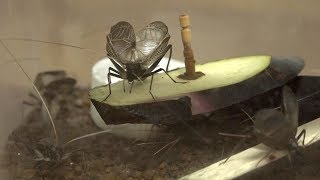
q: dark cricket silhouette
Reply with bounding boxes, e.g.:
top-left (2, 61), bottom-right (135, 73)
top-left (104, 21), bottom-right (186, 101)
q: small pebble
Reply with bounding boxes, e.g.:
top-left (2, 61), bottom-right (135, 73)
top-left (75, 98), bottom-right (83, 107)
top-left (103, 172), bottom-right (118, 180)
top-left (159, 162), bottom-right (166, 169)
top-left (142, 170), bottom-right (155, 179)
top-left (153, 175), bottom-right (165, 180)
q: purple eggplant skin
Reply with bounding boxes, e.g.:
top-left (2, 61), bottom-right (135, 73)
top-left (209, 76), bottom-right (320, 126)
top-left (120, 96), bottom-right (192, 125)
top-left (189, 57), bottom-right (304, 115)
top-left (169, 76), bottom-right (320, 145)
top-left (91, 57), bottom-right (304, 125)
top-left (91, 96), bottom-right (192, 126)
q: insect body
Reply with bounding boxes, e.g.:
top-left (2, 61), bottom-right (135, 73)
top-left (1, 40), bottom-right (115, 179)
top-left (253, 86), bottom-right (305, 152)
top-left (10, 134), bottom-right (79, 178)
top-left (220, 86), bottom-right (306, 164)
top-left (6, 73), bottom-right (113, 179)
top-left (105, 21), bottom-right (185, 100)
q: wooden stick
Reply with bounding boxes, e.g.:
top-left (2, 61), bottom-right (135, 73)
top-left (180, 117), bottom-right (320, 179)
top-left (178, 14), bottom-right (204, 80)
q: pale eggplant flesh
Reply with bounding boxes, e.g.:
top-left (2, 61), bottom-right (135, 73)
top-left (91, 57), bottom-right (305, 126)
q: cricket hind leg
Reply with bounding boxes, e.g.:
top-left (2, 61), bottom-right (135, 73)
top-left (129, 81), bottom-right (134, 93)
top-left (288, 129), bottom-right (307, 165)
top-left (145, 68), bottom-right (187, 101)
top-left (296, 129), bottom-right (306, 146)
top-left (149, 68), bottom-right (187, 84)
top-left (256, 149), bottom-right (274, 167)
top-left (219, 136), bottom-right (248, 165)
top-left (102, 67), bottom-right (123, 101)
top-left (286, 129), bottom-right (307, 173)
top-left (148, 74), bottom-right (156, 101)
top-left (165, 44), bottom-right (172, 72)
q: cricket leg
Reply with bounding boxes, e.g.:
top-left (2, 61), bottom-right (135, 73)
top-left (218, 133), bottom-right (251, 165)
top-left (102, 67), bottom-right (122, 101)
top-left (129, 81), bottom-right (134, 93)
top-left (144, 68), bottom-right (187, 100)
top-left (296, 129), bottom-right (306, 146)
top-left (149, 74), bottom-right (156, 101)
top-left (148, 68), bottom-right (187, 84)
top-left (148, 72), bottom-right (186, 101)
top-left (144, 68), bottom-right (187, 101)
top-left (256, 149), bottom-right (274, 167)
top-left (165, 45), bottom-right (172, 71)
top-left (123, 79), bottom-right (126, 93)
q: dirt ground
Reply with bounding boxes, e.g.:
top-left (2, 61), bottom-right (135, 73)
top-left (2, 84), bottom-right (320, 180)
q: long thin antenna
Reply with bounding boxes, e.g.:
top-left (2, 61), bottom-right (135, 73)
top-left (63, 129), bottom-right (111, 147)
top-left (135, 141), bottom-right (169, 146)
top-left (1, 38), bottom-right (105, 56)
top-left (0, 40), bottom-right (58, 144)
top-left (297, 89), bottom-right (320, 102)
top-left (153, 137), bottom-right (181, 156)
top-left (240, 89), bottom-right (320, 124)
top-left (218, 133), bottom-right (251, 138)
top-left (240, 108), bottom-right (255, 124)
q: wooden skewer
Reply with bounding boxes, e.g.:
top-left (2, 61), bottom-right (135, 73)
top-left (178, 14), bottom-right (204, 80)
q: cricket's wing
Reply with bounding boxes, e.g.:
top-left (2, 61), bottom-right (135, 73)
top-left (281, 86), bottom-right (299, 130)
top-left (106, 21), bottom-right (136, 65)
top-left (135, 21), bottom-right (170, 66)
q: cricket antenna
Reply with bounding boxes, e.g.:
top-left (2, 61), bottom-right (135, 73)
top-left (153, 137), bottom-right (181, 156)
top-left (63, 129), bottom-right (112, 147)
top-left (0, 38), bottom-right (105, 57)
top-left (240, 108), bottom-right (255, 124)
top-left (240, 89), bottom-right (320, 124)
top-left (297, 89), bottom-right (320, 102)
top-left (0, 40), bottom-right (58, 145)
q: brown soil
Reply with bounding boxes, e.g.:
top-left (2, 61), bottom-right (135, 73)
top-left (2, 83), bottom-right (320, 180)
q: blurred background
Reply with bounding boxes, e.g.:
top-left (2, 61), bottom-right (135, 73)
top-left (0, 0), bottom-right (319, 176)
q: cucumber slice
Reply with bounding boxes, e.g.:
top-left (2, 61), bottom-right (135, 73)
top-left (89, 55), bottom-right (271, 106)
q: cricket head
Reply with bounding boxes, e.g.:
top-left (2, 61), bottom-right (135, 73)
top-left (126, 63), bottom-right (146, 82)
